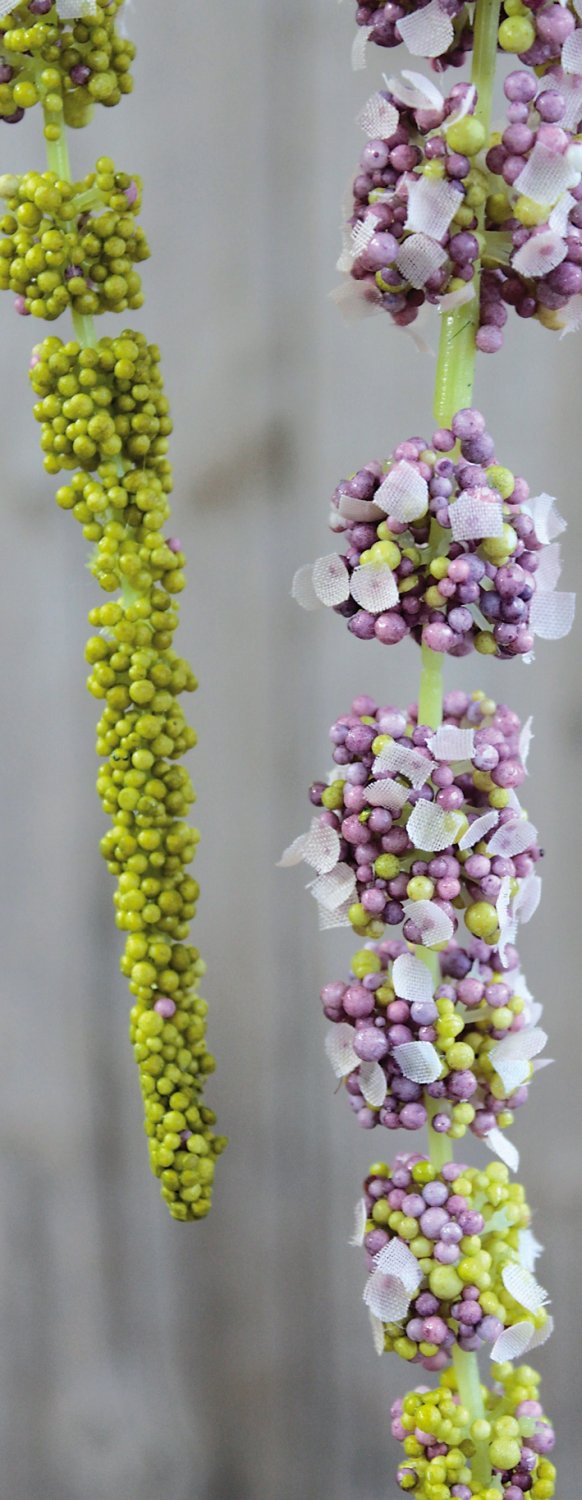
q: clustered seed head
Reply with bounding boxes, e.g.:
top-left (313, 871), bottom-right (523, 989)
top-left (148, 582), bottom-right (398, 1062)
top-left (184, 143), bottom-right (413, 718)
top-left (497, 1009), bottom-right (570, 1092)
top-left (308, 690), bottom-right (538, 941)
top-left (362, 1155), bottom-right (546, 1368)
top-left (392, 1365), bottom-right (556, 1498)
top-left (344, 86), bottom-right (487, 327)
top-left (0, 1), bottom-right (134, 131)
top-left (27, 334), bottom-right (226, 1219)
top-left (0, 158), bottom-right (148, 319)
top-left (321, 939), bottom-right (537, 1139)
top-left (352, 0), bottom-right (581, 70)
top-left (317, 408), bottom-right (559, 658)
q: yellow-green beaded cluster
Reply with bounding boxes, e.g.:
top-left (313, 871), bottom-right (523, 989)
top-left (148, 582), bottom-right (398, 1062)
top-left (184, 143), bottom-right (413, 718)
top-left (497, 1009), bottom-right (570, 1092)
top-left (395, 1365), bottom-right (556, 1498)
top-left (27, 330), bottom-right (226, 1220)
top-left (0, 159), bottom-right (148, 319)
top-left (0, 1), bottom-right (133, 131)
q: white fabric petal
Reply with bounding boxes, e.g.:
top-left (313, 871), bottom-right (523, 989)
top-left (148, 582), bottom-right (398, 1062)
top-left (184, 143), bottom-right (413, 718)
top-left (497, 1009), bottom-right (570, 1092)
top-left (502, 1262), bottom-right (549, 1314)
top-left (56, 0), bottom-right (97, 14)
top-left (397, 0), bottom-right (455, 58)
top-left (318, 899), bottom-right (352, 930)
top-left (487, 818), bottom-right (538, 858)
top-left (352, 24), bottom-right (373, 69)
top-left (490, 1027), bottom-right (548, 1093)
top-left (445, 84), bottom-right (477, 128)
top-left (369, 1309), bottom-right (386, 1355)
top-left (364, 1269), bottom-right (416, 1324)
top-left (357, 93), bottom-right (399, 140)
top-left (324, 1023), bottom-right (359, 1078)
top-left (427, 726), bottom-right (475, 762)
top-left (350, 1197), bottom-right (368, 1248)
top-left (329, 280), bottom-right (383, 320)
top-left (402, 899), bottom-right (454, 946)
top-left (512, 230), bottom-right (567, 279)
top-left (514, 873), bottom-right (542, 925)
top-left (310, 864), bottom-right (356, 912)
top-left (490, 1321), bottom-right (540, 1364)
top-left (338, 494), bottom-right (385, 523)
top-left (535, 541), bottom-right (562, 593)
top-left (312, 553), bottom-right (351, 607)
top-left (519, 717), bottom-right (533, 774)
top-left (459, 808), bottom-right (499, 850)
top-left (350, 562), bottom-right (399, 612)
top-left (359, 1060), bottom-right (388, 1107)
top-left (373, 742), bottom-right (435, 788)
top-left (395, 232), bottom-right (448, 289)
top-left (392, 952), bottom-right (435, 1003)
top-left (549, 191), bottom-right (575, 237)
top-left (385, 70), bottom-right (445, 112)
top-left (375, 1238), bottom-right (424, 1292)
top-left (485, 1127), bottom-right (519, 1173)
top-left (450, 490), bottom-right (503, 541)
top-left (519, 1228), bottom-right (544, 1273)
top-left (351, 216), bottom-right (378, 265)
top-left (278, 833), bottom-right (308, 868)
top-left (375, 459), bottom-right (429, 522)
top-left (439, 282), bottom-right (475, 311)
top-left (560, 289), bottom-right (582, 335)
top-left (393, 1040), bottom-right (442, 1083)
top-left (407, 800), bottom-right (465, 852)
top-left (523, 492), bottom-right (567, 544)
top-left (291, 562), bottom-right (320, 611)
top-left (530, 590), bottom-right (576, 639)
top-left (562, 29), bottom-right (582, 74)
top-left (366, 778), bottom-right (410, 813)
top-left (514, 142), bottom-right (580, 207)
top-left (406, 175), bottom-right (460, 240)
top-left (302, 820), bottom-right (341, 874)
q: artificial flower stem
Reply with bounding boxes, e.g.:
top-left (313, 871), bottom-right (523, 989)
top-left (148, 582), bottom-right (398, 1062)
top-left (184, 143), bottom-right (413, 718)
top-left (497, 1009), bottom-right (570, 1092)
top-left (426, 1095), bottom-right (453, 1170)
top-left (418, 640), bottom-right (444, 731)
top-left (452, 1346), bottom-right (494, 1489)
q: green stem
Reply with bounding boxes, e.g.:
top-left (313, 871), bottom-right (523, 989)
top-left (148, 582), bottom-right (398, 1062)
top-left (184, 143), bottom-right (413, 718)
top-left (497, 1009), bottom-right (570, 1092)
top-left (452, 1346), bottom-right (495, 1489)
top-left (418, 640), bottom-right (443, 731)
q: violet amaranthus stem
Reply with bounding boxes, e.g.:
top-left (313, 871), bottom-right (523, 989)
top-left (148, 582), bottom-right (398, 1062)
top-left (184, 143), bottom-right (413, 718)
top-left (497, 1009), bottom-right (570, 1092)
top-left (417, 0), bottom-right (501, 1483)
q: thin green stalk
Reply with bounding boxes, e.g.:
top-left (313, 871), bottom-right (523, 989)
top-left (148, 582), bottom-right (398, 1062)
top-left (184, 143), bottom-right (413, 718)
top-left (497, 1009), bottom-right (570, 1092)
top-left (452, 1346), bottom-right (495, 1489)
top-left (418, 640), bottom-right (444, 730)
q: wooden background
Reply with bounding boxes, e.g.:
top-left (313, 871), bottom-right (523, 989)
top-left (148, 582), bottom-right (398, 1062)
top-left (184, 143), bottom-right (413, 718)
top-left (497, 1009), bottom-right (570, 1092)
top-left (0, 3), bottom-right (580, 1496)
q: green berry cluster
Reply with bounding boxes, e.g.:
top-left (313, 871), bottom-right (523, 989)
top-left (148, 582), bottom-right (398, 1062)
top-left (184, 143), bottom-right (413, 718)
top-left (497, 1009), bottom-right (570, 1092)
top-left (0, 159), bottom-right (148, 319)
top-left (396, 1366), bottom-right (556, 1499)
top-left (0, 1), bottom-right (134, 132)
top-left (27, 330), bottom-right (226, 1220)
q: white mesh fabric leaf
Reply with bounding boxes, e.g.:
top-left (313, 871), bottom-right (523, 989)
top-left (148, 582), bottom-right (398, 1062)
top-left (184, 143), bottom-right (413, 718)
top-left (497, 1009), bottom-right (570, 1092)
top-left (364, 1270), bottom-right (415, 1324)
top-left (366, 779), bottom-right (410, 813)
top-left (393, 1040), bottom-right (442, 1083)
top-left (512, 230), bottom-right (567, 278)
top-left (330, 279), bottom-right (383, 320)
top-left (375, 1239), bottom-right (424, 1292)
top-left (427, 726), bottom-right (475, 762)
top-left (530, 590), bottom-right (576, 638)
top-left (439, 282), bottom-right (475, 311)
top-left (549, 191), bottom-right (575, 236)
top-left (519, 1228), bottom-right (544, 1272)
top-left (369, 1309), bottom-right (386, 1355)
top-left (523, 492), bottom-right (567, 544)
top-left (396, 0), bottom-right (455, 58)
top-left (445, 83), bottom-right (477, 128)
top-left (302, 820), bottom-right (341, 874)
top-left (514, 873), bottom-right (542, 925)
top-left (502, 1264), bottom-right (549, 1313)
top-left (402, 899), bottom-right (454, 946)
top-left (385, 70), bottom-right (445, 112)
top-left (312, 554), bottom-right (351, 606)
top-left (562, 28), bottom-right (582, 74)
top-left (490, 1027), bottom-right (548, 1092)
top-left (338, 494), bottom-right (385, 523)
top-left (310, 864), bottom-right (356, 911)
top-left (487, 818), bottom-right (538, 858)
top-left (375, 459), bottom-right (429, 522)
top-left (350, 1197), bottom-right (368, 1247)
top-left (535, 541), bottom-right (562, 593)
top-left (560, 290), bottom-right (582, 333)
top-left (350, 561), bottom-right (399, 612)
top-left (405, 175), bottom-right (461, 240)
top-left (359, 1060), bottom-right (388, 1107)
top-left (392, 952), bottom-right (435, 1003)
top-left (490, 1322), bottom-right (540, 1364)
top-left (373, 742), bottom-right (435, 788)
top-left (0, 0), bottom-right (20, 11)
top-left (318, 899), bottom-right (352, 930)
top-left (278, 833), bottom-right (308, 868)
top-left (485, 1127), bottom-right (519, 1173)
top-left (324, 1023), bottom-right (359, 1078)
top-left (450, 490), bottom-right (503, 540)
top-left (352, 24), bottom-right (373, 69)
top-left (351, 216), bottom-right (378, 263)
top-left (407, 800), bottom-right (464, 851)
top-left (519, 716), bottom-right (533, 774)
top-left (56, 0), bottom-right (97, 13)
top-left (496, 876), bottom-right (516, 964)
top-left (459, 808), bottom-right (499, 850)
top-left (357, 93), bottom-right (399, 139)
top-left (514, 142), bottom-right (580, 206)
top-left (395, 233), bottom-right (448, 289)
top-left (292, 563), bottom-right (320, 611)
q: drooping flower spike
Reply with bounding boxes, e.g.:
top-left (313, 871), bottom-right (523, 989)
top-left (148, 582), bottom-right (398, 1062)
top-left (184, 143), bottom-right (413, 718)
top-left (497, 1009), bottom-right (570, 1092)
top-left (357, 1155), bottom-right (553, 1371)
top-left (293, 408), bottom-right (574, 658)
top-left (321, 938), bottom-right (548, 1146)
top-left (282, 691), bottom-right (543, 950)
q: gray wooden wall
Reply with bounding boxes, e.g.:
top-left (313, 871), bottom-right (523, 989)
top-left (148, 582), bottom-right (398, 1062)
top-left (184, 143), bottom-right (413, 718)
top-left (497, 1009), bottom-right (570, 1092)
top-left (0, 2), bottom-right (580, 1496)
